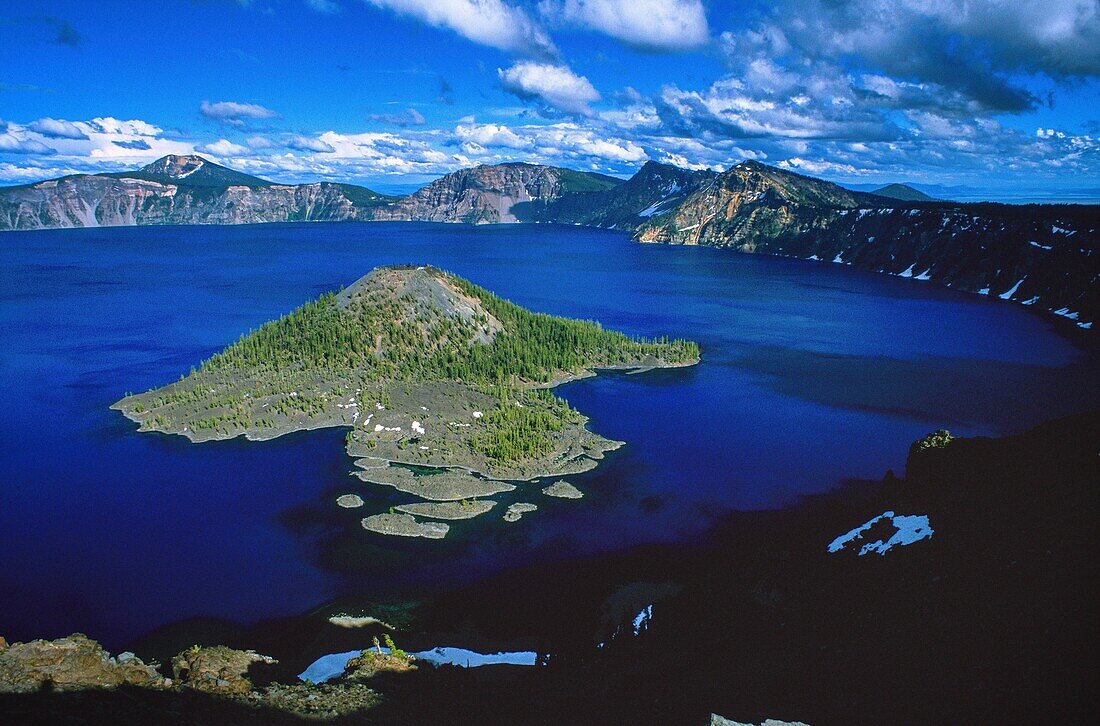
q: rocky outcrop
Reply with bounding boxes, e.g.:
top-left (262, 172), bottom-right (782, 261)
top-left (503, 502), bottom-right (538, 522)
top-left (341, 649), bottom-right (417, 681)
top-left (373, 162), bottom-right (620, 224)
top-left (0, 634), bottom-right (168, 693)
top-left (637, 161), bottom-right (1099, 328)
top-left (171, 645), bottom-right (277, 695)
top-left (542, 480), bottom-right (583, 498)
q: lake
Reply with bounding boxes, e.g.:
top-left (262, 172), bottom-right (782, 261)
top-left (1, 222), bottom-right (1095, 648)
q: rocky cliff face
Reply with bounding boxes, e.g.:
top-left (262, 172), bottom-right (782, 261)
top-left (373, 162), bottom-right (620, 224)
top-left (637, 161), bottom-right (1099, 328)
top-left (0, 155), bottom-right (394, 230)
top-left (513, 160), bottom-right (716, 229)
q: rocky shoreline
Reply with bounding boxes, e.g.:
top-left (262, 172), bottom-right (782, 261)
top-left (5, 414), bottom-right (1094, 722)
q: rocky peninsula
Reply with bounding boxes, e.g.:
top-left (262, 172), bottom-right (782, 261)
top-left (113, 265), bottom-right (699, 536)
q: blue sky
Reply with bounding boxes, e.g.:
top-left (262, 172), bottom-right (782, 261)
top-left (1, 0), bottom-right (1097, 199)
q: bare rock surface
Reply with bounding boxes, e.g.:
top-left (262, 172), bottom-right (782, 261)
top-left (542, 479), bottom-right (584, 499)
top-left (356, 465), bottom-right (515, 501)
top-left (336, 493), bottom-right (365, 508)
top-left (396, 499), bottom-right (497, 520)
top-left (171, 645), bottom-right (277, 695)
top-left (361, 513), bottom-right (450, 539)
top-left (503, 502), bottom-right (538, 522)
top-left (0, 634), bottom-right (167, 693)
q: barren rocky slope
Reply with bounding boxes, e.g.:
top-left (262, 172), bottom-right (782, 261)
top-left (636, 161), bottom-right (1099, 327)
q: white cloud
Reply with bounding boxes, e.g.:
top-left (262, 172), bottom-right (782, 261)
top-left (286, 135), bottom-right (337, 153)
top-left (499, 62), bottom-right (601, 116)
top-left (0, 133), bottom-right (55, 155)
top-left (544, 0), bottom-right (709, 51)
top-left (199, 139), bottom-right (249, 156)
top-left (200, 100), bottom-right (278, 126)
top-left (87, 118), bottom-right (163, 137)
top-left (364, 0), bottom-right (557, 58)
top-left (26, 118), bottom-right (88, 140)
top-left (454, 121), bottom-right (533, 149)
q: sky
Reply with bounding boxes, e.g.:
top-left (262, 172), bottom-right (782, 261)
top-left (0, 0), bottom-right (1098, 200)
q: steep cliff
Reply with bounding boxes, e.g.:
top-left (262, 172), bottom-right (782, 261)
top-left (513, 160), bottom-right (716, 229)
top-left (637, 161), bottom-right (1099, 328)
top-left (0, 155), bottom-right (395, 230)
top-left (373, 162), bottom-right (621, 224)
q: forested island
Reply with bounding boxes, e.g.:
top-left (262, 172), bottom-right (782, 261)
top-left (113, 265), bottom-right (698, 535)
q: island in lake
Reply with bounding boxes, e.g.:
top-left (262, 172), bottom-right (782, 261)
top-left (113, 265), bottom-right (699, 536)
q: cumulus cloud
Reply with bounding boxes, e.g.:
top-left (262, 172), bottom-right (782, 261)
top-left (200, 139), bottom-right (249, 156)
top-left (454, 121), bottom-right (533, 150)
top-left (87, 117), bottom-right (163, 137)
top-left (364, 0), bottom-right (557, 59)
top-left (543, 0), bottom-right (709, 52)
top-left (720, 0), bottom-right (1100, 117)
top-left (369, 108), bottom-right (427, 126)
top-left (27, 118), bottom-right (89, 140)
top-left (200, 100), bottom-right (278, 126)
top-left (499, 62), bottom-right (601, 116)
top-left (285, 135), bottom-right (337, 153)
top-left (0, 133), bottom-right (56, 155)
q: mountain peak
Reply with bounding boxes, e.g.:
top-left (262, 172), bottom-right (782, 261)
top-left (140, 155), bottom-right (208, 179)
top-left (125, 155), bottom-right (271, 188)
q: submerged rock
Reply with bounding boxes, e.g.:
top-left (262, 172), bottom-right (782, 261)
top-left (171, 645), bottom-right (277, 695)
top-left (395, 499), bottom-right (497, 520)
top-left (336, 493), bottom-right (365, 508)
top-left (542, 480), bottom-right (584, 499)
top-left (503, 502), bottom-right (538, 523)
top-left (0, 634), bottom-right (167, 693)
top-left (361, 513), bottom-right (450, 539)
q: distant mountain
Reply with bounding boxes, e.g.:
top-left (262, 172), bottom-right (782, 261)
top-left (636, 160), bottom-right (1098, 328)
top-left (0, 155), bottom-right (396, 229)
top-left (1, 155), bottom-right (1096, 329)
top-left (871, 183), bottom-right (937, 202)
top-left (104, 154), bottom-right (273, 188)
top-left (373, 162), bottom-right (622, 224)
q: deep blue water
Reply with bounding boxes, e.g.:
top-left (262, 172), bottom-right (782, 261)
top-left (1, 222), bottom-right (1096, 647)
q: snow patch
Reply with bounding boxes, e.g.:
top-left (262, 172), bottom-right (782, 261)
top-left (828, 511), bottom-right (934, 556)
top-left (299, 647), bottom-right (537, 683)
top-left (632, 604), bottom-right (653, 635)
top-left (999, 277), bottom-right (1026, 300)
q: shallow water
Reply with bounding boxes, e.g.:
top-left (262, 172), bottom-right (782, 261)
top-left (0, 222), bottom-right (1095, 646)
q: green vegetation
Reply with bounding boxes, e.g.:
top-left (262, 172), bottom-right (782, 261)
top-left (117, 266), bottom-right (698, 467)
top-left (915, 429), bottom-right (954, 452)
